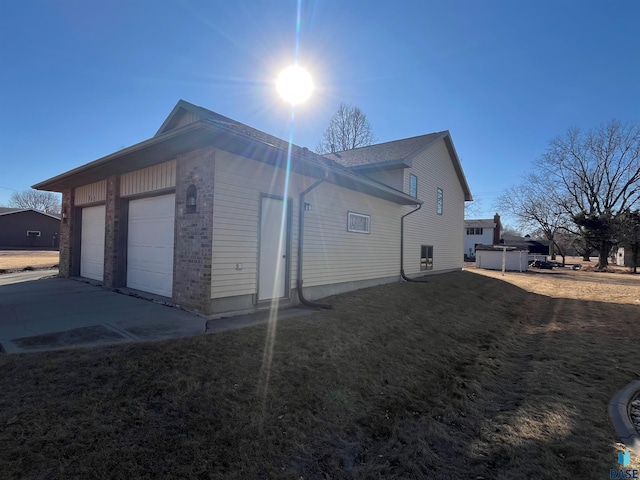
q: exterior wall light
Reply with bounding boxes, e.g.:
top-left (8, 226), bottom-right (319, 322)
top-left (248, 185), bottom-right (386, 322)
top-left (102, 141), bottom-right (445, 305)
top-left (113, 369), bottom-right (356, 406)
top-left (186, 184), bottom-right (197, 214)
top-left (304, 202), bottom-right (312, 211)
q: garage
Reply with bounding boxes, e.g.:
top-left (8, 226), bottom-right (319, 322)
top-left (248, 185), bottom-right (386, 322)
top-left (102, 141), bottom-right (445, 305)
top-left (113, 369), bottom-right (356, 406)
top-left (127, 194), bottom-right (175, 297)
top-left (80, 205), bottom-right (106, 281)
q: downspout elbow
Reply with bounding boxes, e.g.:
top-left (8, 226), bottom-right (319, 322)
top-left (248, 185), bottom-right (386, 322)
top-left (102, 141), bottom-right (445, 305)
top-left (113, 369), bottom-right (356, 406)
top-left (401, 204), bottom-right (428, 283)
top-left (297, 176), bottom-right (332, 309)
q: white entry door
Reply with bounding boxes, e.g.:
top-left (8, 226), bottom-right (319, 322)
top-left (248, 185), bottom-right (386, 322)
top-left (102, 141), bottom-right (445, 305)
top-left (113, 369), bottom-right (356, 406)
top-left (258, 197), bottom-right (288, 300)
top-left (127, 194), bottom-right (175, 297)
top-left (80, 205), bottom-right (106, 281)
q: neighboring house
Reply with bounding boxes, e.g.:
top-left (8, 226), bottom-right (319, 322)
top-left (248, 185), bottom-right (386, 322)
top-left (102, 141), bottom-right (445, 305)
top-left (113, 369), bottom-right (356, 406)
top-left (464, 213), bottom-right (501, 259)
top-left (475, 244), bottom-right (529, 272)
top-left (33, 100), bottom-right (472, 315)
top-left (0, 208), bottom-right (60, 249)
top-left (501, 234), bottom-right (551, 259)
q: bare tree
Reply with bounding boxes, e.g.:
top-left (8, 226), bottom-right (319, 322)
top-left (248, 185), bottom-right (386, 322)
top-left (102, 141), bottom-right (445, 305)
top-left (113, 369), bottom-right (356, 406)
top-left (497, 173), bottom-right (573, 263)
top-left (464, 198), bottom-right (484, 219)
top-left (537, 120), bottom-right (640, 268)
top-left (316, 103), bottom-right (376, 153)
top-left (9, 189), bottom-right (61, 214)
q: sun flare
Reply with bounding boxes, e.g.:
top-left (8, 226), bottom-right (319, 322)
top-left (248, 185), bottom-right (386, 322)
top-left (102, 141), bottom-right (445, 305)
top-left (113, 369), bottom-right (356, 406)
top-left (276, 65), bottom-right (314, 105)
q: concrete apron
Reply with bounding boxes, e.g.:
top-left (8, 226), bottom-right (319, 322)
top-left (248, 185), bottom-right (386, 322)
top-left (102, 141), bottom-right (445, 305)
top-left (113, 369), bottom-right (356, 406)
top-left (0, 277), bottom-right (206, 354)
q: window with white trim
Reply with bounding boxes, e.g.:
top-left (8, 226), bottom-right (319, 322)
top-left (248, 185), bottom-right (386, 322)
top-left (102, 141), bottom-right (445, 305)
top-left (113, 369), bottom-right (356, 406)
top-left (437, 188), bottom-right (443, 215)
top-left (409, 174), bottom-right (418, 197)
top-left (347, 211), bottom-right (370, 234)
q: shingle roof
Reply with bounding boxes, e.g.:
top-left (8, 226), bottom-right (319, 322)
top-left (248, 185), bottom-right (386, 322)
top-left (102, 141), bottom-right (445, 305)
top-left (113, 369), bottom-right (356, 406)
top-left (465, 218), bottom-right (497, 229)
top-left (322, 132), bottom-right (446, 168)
top-left (0, 208), bottom-right (61, 220)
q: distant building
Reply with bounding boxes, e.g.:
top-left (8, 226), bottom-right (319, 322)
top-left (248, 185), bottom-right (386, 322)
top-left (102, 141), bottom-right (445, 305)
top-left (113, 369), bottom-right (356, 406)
top-left (464, 213), bottom-right (501, 259)
top-left (0, 208), bottom-right (60, 249)
top-left (500, 234), bottom-right (550, 258)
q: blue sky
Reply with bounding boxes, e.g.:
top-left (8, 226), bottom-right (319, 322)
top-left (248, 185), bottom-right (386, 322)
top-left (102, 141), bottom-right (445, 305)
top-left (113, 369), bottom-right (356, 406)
top-left (1, 0), bottom-right (638, 228)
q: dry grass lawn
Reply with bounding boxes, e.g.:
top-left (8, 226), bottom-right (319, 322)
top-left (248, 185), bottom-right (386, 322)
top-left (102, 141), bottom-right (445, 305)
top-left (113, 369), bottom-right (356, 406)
top-left (0, 250), bottom-right (59, 271)
top-left (1, 270), bottom-right (639, 478)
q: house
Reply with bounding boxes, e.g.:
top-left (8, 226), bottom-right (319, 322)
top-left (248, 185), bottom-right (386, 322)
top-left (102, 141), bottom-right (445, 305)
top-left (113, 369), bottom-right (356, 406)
top-left (0, 208), bottom-right (60, 249)
top-left (33, 100), bottom-right (472, 315)
top-left (464, 213), bottom-right (501, 259)
top-left (501, 234), bottom-right (551, 260)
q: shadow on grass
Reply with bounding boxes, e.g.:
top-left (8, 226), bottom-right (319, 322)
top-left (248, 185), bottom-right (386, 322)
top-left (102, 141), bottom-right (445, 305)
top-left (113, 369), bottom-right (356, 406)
top-left (0, 271), bottom-right (638, 479)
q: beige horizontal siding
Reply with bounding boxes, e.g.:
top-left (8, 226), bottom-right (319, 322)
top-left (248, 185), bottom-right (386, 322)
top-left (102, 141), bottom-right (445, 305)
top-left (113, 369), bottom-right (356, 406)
top-left (120, 160), bottom-right (176, 197)
top-left (75, 180), bottom-right (107, 206)
top-left (402, 138), bottom-right (465, 275)
top-left (301, 182), bottom-right (401, 287)
top-left (365, 169), bottom-right (404, 191)
top-left (211, 151), bottom-right (311, 299)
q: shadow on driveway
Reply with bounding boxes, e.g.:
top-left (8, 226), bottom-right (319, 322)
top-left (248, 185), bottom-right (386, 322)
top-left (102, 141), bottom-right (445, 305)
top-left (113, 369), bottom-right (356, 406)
top-left (0, 277), bottom-right (206, 353)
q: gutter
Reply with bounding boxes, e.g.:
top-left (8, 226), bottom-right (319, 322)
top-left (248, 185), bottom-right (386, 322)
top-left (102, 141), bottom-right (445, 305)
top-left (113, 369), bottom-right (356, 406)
top-left (400, 204), bottom-right (428, 283)
top-left (296, 176), bottom-right (332, 309)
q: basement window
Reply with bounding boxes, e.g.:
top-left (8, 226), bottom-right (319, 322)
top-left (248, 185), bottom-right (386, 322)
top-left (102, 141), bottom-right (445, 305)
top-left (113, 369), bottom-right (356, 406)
top-left (26, 230), bottom-right (41, 237)
top-left (347, 212), bottom-right (370, 234)
top-left (421, 245), bottom-right (433, 271)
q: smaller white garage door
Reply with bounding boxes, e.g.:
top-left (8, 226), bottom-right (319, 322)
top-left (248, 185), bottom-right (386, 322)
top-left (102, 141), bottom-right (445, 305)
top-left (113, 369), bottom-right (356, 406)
top-left (127, 194), bottom-right (175, 297)
top-left (80, 205), bottom-right (106, 281)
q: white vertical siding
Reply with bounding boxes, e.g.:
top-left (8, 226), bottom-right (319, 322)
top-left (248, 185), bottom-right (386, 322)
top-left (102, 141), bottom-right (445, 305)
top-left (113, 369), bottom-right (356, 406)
top-left (120, 160), bottom-right (176, 197)
top-left (75, 180), bottom-right (107, 206)
top-left (175, 111), bottom-right (200, 129)
top-left (402, 139), bottom-right (465, 274)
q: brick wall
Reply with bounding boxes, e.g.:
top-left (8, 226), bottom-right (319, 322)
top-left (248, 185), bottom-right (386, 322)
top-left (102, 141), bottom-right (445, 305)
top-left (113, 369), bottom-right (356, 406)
top-left (103, 175), bottom-right (121, 288)
top-left (173, 148), bottom-right (215, 314)
top-left (58, 188), bottom-right (74, 277)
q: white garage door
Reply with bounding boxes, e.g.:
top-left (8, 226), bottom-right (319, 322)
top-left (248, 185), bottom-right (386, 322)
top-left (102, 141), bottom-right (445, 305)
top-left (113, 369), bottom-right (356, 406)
top-left (127, 194), bottom-right (175, 297)
top-left (80, 205), bottom-right (106, 281)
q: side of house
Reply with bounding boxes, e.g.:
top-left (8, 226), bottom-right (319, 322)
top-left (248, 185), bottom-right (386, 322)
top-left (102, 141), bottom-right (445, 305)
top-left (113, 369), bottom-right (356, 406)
top-left (33, 100), bottom-right (472, 316)
top-left (463, 213), bottom-right (501, 259)
top-left (0, 209), bottom-right (60, 249)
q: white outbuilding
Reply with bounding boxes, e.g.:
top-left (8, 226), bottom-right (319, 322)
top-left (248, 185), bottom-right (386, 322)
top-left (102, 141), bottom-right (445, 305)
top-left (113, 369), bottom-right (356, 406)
top-left (475, 245), bottom-right (529, 272)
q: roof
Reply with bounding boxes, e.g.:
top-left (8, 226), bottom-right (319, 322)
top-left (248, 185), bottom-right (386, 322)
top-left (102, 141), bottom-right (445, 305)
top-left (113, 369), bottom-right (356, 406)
top-left (323, 131), bottom-right (473, 201)
top-left (465, 218), bottom-right (497, 229)
top-left (33, 100), bottom-right (421, 206)
top-left (0, 208), bottom-right (61, 220)
top-left (475, 244), bottom-right (528, 252)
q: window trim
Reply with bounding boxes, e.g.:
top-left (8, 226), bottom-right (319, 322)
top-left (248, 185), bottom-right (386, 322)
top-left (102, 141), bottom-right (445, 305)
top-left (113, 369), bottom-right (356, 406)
top-left (26, 230), bottom-right (41, 237)
top-left (409, 173), bottom-right (418, 198)
top-left (421, 245), bottom-right (433, 271)
top-left (347, 211), bottom-right (371, 234)
top-left (437, 188), bottom-right (443, 215)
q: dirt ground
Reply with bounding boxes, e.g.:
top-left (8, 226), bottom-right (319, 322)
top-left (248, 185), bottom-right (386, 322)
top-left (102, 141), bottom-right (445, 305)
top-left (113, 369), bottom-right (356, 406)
top-left (0, 250), bottom-right (60, 271)
top-left (465, 256), bottom-right (640, 305)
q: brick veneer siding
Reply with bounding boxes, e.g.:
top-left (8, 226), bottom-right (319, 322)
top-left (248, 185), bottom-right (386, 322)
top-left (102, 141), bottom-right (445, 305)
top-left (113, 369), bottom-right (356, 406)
top-left (173, 148), bottom-right (215, 314)
top-left (58, 188), bottom-right (75, 277)
top-left (103, 175), bottom-right (121, 289)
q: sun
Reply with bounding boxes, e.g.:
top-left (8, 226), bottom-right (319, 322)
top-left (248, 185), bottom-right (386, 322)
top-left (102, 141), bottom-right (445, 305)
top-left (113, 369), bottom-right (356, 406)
top-left (276, 65), bottom-right (314, 105)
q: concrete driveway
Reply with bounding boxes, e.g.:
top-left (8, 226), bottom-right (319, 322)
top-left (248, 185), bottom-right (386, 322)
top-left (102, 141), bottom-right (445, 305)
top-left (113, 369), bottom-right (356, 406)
top-left (0, 277), bottom-right (206, 354)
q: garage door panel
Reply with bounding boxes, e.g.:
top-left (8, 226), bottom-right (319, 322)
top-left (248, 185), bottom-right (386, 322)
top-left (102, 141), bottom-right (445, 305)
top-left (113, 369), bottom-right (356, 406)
top-left (80, 205), bottom-right (106, 281)
top-left (127, 194), bottom-right (175, 297)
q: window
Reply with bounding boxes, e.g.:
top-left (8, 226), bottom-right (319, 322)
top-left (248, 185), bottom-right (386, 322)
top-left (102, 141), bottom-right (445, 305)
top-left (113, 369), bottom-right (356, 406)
top-left (421, 245), bottom-right (433, 271)
top-left (347, 211), bottom-right (370, 234)
top-left (437, 188), bottom-right (443, 215)
top-left (26, 230), bottom-right (41, 237)
top-left (409, 174), bottom-right (418, 197)
top-left (466, 227), bottom-right (483, 235)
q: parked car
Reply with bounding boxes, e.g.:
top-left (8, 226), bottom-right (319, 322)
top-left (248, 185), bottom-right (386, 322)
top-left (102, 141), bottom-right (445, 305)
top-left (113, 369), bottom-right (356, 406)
top-left (529, 259), bottom-right (555, 269)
